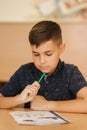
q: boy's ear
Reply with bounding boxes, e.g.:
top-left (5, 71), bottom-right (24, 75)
top-left (59, 43), bottom-right (66, 55)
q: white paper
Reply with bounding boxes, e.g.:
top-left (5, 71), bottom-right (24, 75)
top-left (10, 110), bottom-right (69, 125)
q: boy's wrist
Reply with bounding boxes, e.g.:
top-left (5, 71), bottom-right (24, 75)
top-left (15, 95), bottom-right (23, 105)
top-left (46, 101), bottom-right (55, 111)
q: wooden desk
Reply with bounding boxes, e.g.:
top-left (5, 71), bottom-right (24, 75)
top-left (0, 108), bottom-right (87, 130)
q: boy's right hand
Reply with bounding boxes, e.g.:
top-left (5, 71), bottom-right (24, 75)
top-left (17, 81), bottom-right (40, 104)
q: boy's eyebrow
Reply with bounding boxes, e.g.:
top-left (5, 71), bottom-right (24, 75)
top-left (32, 51), bottom-right (39, 53)
top-left (32, 50), bottom-right (52, 53)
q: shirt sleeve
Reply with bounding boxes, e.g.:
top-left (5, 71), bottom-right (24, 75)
top-left (0, 66), bottom-right (24, 97)
top-left (69, 66), bottom-right (87, 97)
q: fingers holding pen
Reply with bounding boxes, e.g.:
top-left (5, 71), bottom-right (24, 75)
top-left (19, 81), bottom-right (40, 104)
top-left (27, 81), bottom-right (40, 96)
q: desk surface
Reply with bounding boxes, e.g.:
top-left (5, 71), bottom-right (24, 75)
top-left (0, 108), bottom-right (87, 130)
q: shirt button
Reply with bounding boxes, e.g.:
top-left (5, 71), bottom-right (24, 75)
top-left (56, 88), bottom-right (59, 91)
top-left (45, 80), bottom-right (49, 84)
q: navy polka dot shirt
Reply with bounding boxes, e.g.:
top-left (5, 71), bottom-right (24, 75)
top-left (0, 60), bottom-right (87, 108)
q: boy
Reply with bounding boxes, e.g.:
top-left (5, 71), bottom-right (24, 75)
top-left (0, 20), bottom-right (87, 113)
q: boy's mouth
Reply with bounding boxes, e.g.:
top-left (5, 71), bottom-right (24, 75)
top-left (38, 66), bottom-right (49, 71)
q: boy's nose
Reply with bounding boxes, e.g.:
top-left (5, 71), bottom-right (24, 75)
top-left (40, 56), bottom-right (45, 64)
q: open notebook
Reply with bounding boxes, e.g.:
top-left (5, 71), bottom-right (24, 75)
top-left (10, 110), bottom-right (70, 125)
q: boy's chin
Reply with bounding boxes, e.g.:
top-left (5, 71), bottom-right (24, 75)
top-left (39, 70), bottom-right (48, 74)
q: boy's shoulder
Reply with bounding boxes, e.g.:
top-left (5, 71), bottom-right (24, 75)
top-left (21, 62), bottom-right (34, 68)
top-left (17, 62), bottom-right (36, 73)
top-left (57, 60), bottom-right (80, 77)
top-left (59, 60), bottom-right (78, 70)
top-left (63, 61), bottom-right (79, 74)
top-left (64, 62), bottom-right (77, 69)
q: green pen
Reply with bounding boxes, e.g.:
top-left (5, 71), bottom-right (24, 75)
top-left (38, 72), bottom-right (46, 83)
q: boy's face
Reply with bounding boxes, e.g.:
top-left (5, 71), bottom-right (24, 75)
top-left (31, 40), bottom-right (64, 75)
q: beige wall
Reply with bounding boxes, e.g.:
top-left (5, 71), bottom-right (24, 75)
top-left (0, 0), bottom-right (38, 22)
top-left (0, 22), bottom-right (87, 81)
top-left (61, 22), bottom-right (87, 80)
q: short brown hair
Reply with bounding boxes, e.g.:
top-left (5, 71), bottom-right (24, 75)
top-left (29, 20), bottom-right (62, 47)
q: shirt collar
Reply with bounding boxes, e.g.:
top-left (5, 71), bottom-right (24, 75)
top-left (48, 59), bottom-right (64, 77)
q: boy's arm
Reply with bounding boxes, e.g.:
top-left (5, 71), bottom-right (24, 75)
top-left (30, 86), bottom-right (87, 113)
top-left (0, 94), bottom-right (22, 108)
top-left (0, 81), bottom-right (40, 109)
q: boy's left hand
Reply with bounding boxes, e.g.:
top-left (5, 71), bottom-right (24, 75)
top-left (30, 95), bottom-right (50, 110)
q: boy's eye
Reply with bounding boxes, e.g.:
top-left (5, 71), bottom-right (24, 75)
top-left (33, 53), bottom-right (39, 56)
top-left (33, 52), bottom-right (39, 56)
top-left (46, 53), bottom-right (52, 56)
top-left (33, 52), bottom-right (52, 56)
